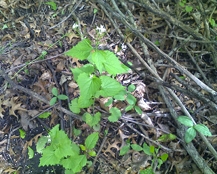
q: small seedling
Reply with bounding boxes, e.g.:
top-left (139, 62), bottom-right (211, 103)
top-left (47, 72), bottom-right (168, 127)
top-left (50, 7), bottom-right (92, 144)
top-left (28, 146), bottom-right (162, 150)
top-left (177, 116), bottom-right (212, 143)
top-left (120, 141), bottom-right (168, 173)
top-left (50, 87), bottom-right (68, 105)
top-left (36, 124), bottom-right (99, 173)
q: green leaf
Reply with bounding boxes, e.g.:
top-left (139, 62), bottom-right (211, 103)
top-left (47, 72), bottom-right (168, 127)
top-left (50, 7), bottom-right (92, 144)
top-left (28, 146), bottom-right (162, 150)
top-left (135, 106), bottom-right (142, 115)
top-left (85, 132), bottom-right (99, 150)
top-left (83, 112), bottom-right (101, 127)
top-left (108, 107), bottom-right (121, 122)
top-left (185, 5), bottom-right (193, 13)
top-left (97, 76), bottom-right (124, 97)
top-left (157, 133), bottom-right (177, 142)
top-left (52, 87), bottom-right (58, 96)
top-left (73, 127), bottom-right (81, 136)
top-left (19, 129), bottom-right (26, 139)
top-left (179, 2), bottom-right (185, 7)
top-left (57, 94), bottom-right (68, 100)
top-left (89, 150), bottom-right (96, 157)
top-left (128, 84), bottom-right (136, 92)
top-left (28, 147), bottom-right (34, 159)
top-left (69, 98), bottom-right (80, 114)
top-left (77, 73), bottom-right (101, 99)
top-left (61, 154), bottom-right (87, 173)
top-left (91, 50), bottom-right (106, 73)
top-left (93, 124), bottom-right (101, 131)
top-left (131, 144), bottom-right (143, 151)
top-left (36, 136), bottom-right (49, 153)
top-left (114, 90), bottom-right (126, 100)
top-left (65, 39), bottom-right (93, 60)
top-left (194, 124), bottom-right (212, 136)
top-left (126, 93), bottom-right (137, 105)
top-left (160, 153), bottom-right (168, 162)
top-left (71, 64), bottom-right (94, 81)
top-left (150, 145), bottom-right (155, 154)
top-left (80, 145), bottom-right (86, 151)
top-left (39, 146), bottom-right (60, 166)
top-left (103, 50), bottom-right (129, 75)
top-left (105, 98), bottom-right (113, 106)
top-left (50, 97), bottom-right (57, 105)
top-left (125, 105), bottom-right (134, 112)
top-left (185, 127), bottom-right (196, 143)
top-left (45, 1), bottom-right (57, 10)
top-left (157, 158), bottom-right (163, 169)
top-left (139, 166), bottom-right (154, 174)
top-left (39, 112), bottom-right (51, 119)
top-left (142, 143), bottom-right (152, 155)
top-left (120, 144), bottom-right (130, 156)
top-left (78, 96), bottom-right (94, 108)
top-left (177, 116), bottom-right (193, 127)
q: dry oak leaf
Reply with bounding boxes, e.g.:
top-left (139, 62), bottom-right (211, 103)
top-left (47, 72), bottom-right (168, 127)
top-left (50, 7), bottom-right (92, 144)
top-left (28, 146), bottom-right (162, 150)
top-left (3, 97), bottom-right (26, 117)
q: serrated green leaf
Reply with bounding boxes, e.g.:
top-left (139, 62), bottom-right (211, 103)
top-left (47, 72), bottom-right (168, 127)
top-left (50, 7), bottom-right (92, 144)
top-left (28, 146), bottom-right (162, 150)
top-left (77, 73), bottom-right (101, 99)
top-left (120, 144), bottom-right (130, 156)
top-left (128, 84), bottom-right (136, 92)
top-left (108, 107), bottom-right (121, 122)
top-left (102, 50), bottom-right (129, 75)
top-left (65, 39), bottom-right (93, 60)
top-left (135, 106), bottom-right (142, 115)
top-left (39, 146), bottom-right (60, 166)
top-left (69, 98), bottom-right (80, 114)
top-left (19, 129), bottom-right (26, 139)
top-left (36, 136), bottom-right (49, 153)
top-left (142, 143), bottom-right (151, 155)
top-left (131, 144), bottom-right (143, 151)
top-left (177, 116), bottom-right (193, 127)
top-left (83, 112), bottom-right (101, 127)
top-left (71, 64), bottom-right (94, 81)
top-left (97, 76), bottom-right (124, 97)
top-left (85, 132), bottom-right (99, 150)
top-left (57, 94), bottom-right (68, 100)
top-left (194, 124), bottom-right (212, 136)
top-left (185, 127), bottom-right (196, 143)
top-left (50, 97), bottom-right (57, 105)
top-left (39, 112), bottom-right (51, 119)
top-left (157, 133), bottom-right (177, 142)
top-left (126, 93), bottom-right (137, 105)
top-left (91, 50), bottom-right (106, 73)
top-left (160, 153), bottom-right (168, 162)
top-left (52, 87), bottom-right (58, 96)
top-left (61, 154), bottom-right (87, 173)
top-left (28, 147), bottom-right (34, 159)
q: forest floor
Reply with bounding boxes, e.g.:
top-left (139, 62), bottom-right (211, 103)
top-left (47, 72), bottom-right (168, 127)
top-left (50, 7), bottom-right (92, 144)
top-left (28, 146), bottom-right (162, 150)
top-left (0, 0), bottom-right (217, 174)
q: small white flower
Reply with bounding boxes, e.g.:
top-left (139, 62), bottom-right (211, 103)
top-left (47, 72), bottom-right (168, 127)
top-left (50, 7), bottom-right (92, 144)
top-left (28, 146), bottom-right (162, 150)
top-left (121, 43), bottom-right (127, 51)
top-left (72, 23), bottom-right (79, 29)
top-left (96, 25), bottom-right (106, 34)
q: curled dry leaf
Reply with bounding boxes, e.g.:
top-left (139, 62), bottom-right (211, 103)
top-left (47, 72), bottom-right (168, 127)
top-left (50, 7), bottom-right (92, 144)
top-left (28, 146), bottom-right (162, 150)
top-left (132, 81), bottom-right (146, 98)
top-left (137, 98), bottom-right (151, 111)
top-left (98, 97), bottom-right (112, 112)
top-left (0, 0), bottom-right (8, 8)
